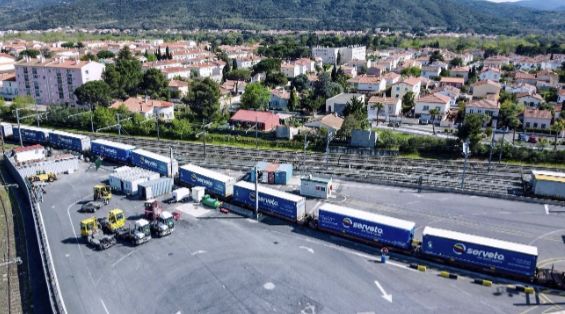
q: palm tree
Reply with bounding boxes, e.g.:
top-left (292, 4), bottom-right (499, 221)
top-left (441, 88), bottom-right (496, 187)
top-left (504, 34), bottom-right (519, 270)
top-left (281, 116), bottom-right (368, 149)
top-left (428, 108), bottom-right (441, 135)
top-left (401, 91), bottom-right (415, 123)
top-left (551, 120), bottom-right (565, 151)
top-left (373, 102), bottom-right (384, 126)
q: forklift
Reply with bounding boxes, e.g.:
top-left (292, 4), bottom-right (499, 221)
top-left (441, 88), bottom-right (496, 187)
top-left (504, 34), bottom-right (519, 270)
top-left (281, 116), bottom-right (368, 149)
top-left (80, 217), bottom-right (116, 250)
top-left (94, 184), bottom-right (112, 205)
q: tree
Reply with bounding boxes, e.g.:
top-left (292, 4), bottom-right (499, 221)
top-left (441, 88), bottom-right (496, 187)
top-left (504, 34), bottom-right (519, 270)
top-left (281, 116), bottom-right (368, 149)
top-left (314, 72), bottom-right (342, 99)
top-left (97, 50), bottom-right (115, 59)
top-left (252, 58), bottom-right (281, 75)
top-left (338, 97), bottom-right (369, 139)
top-left (429, 50), bottom-right (444, 63)
top-left (103, 47), bottom-right (143, 98)
top-left (331, 65), bottom-right (337, 81)
top-left (61, 42), bottom-right (75, 48)
top-left (401, 67), bottom-right (421, 77)
top-left (288, 89), bottom-right (298, 112)
top-left (12, 95), bottom-right (34, 108)
top-left (551, 120), bottom-right (565, 151)
top-left (241, 83), bottom-right (271, 110)
top-left (439, 68), bottom-right (449, 77)
top-left (80, 53), bottom-right (98, 61)
top-left (222, 60), bottom-right (231, 81)
top-left (498, 100), bottom-right (523, 143)
top-left (457, 113), bottom-right (487, 153)
top-left (93, 106), bottom-right (116, 128)
top-left (371, 102), bottom-right (384, 126)
top-left (146, 54), bottom-right (157, 62)
top-left (428, 107), bottom-right (441, 134)
top-left (225, 69), bottom-right (251, 81)
top-left (19, 49), bottom-right (40, 59)
top-left (140, 68), bottom-right (169, 99)
top-left (118, 46), bottom-right (134, 60)
top-left (265, 72), bottom-right (288, 88)
top-left (232, 59), bottom-right (238, 70)
top-left (449, 57), bottom-right (463, 67)
top-left (401, 92), bottom-right (415, 117)
top-left (291, 74), bottom-right (309, 92)
top-left (183, 78), bottom-right (221, 121)
top-left (74, 81), bottom-right (112, 109)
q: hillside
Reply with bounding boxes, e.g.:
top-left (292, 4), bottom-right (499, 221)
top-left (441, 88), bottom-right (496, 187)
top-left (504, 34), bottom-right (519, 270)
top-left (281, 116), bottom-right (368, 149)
top-left (511, 0), bottom-right (565, 11)
top-left (0, 0), bottom-right (563, 34)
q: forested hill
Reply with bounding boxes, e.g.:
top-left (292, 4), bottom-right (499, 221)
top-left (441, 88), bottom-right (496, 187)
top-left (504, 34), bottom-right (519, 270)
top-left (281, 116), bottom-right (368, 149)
top-left (0, 0), bottom-right (563, 34)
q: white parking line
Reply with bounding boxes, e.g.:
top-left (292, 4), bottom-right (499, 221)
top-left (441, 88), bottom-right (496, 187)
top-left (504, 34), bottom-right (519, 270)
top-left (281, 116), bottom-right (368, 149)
top-left (544, 204), bottom-right (549, 215)
top-left (100, 298), bottom-right (110, 314)
top-left (111, 251), bottom-right (135, 268)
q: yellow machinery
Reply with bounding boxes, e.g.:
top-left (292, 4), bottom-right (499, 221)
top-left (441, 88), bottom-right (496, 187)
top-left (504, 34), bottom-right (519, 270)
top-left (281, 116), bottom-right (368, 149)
top-left (79, 217), bottom-right (116, 250)
top-left (99, 209), bottom-right (126, 234)
top-left (93, 184), bottom-right (112, 205)
top-left (28, 172), bottom-right (57, 183)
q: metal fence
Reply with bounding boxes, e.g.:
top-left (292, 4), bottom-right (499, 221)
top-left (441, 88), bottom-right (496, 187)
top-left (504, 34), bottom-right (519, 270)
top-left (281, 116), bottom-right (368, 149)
top-left (3, 153), bottom-right (67, 314)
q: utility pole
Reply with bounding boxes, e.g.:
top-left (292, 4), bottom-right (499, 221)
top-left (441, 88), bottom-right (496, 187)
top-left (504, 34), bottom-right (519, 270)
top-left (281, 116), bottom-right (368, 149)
top-left (255, 116), bottom-right (258, 151)
top-left (255, 167), bottom-right (259, 222)
top-left (460, 141), bottom-right (470, 190)
top-left (14, 108), bottom-right (23, 147)
top-left (156, 118), bottom-right (160, 141)
top-left (169, 147), bottom-right (174, 178)
top-left (487, 116), bottom-right (497, 173)
top-left (302, 133), bottom-right (309, 172)
top-left (90, 109), bottom-right (94, 133)
top-left (116, 113), bottom-right (121, 136)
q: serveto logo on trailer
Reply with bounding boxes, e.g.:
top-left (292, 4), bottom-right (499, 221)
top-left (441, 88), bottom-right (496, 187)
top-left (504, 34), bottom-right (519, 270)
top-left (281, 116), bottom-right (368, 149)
top-left (59, 136), bottom-right (74, 145)
top-left (353, 221), bottom-right (383, 235)
top-left (191, 173), bottom-right (213, 187)
top-left (342, 217), bottom-right (353, 228)
top-left (248, 192), bottom-right (279, 207)
top-left (453, 243), bottom-right (466, 255)
top-left (102, 146), bottom-right (118, 156)
top-left (140, 156), bottom-right (159, 169)
top-left (454, 242), bottom-right (505, 261)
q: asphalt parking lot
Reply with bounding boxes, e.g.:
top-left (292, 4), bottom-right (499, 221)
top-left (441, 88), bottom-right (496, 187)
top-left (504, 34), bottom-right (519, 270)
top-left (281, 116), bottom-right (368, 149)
top-left (39, 161), bottom-right (565, 314)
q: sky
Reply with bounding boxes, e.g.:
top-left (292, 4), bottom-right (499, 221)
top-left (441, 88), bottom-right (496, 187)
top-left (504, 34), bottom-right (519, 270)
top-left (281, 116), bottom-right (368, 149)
top-left (486, 0), bottom-right (522, 2)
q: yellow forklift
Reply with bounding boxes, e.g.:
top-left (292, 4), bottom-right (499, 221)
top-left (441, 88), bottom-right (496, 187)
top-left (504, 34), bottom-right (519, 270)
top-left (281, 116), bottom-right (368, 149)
top-left (80, 217), bottom-right (116, 250)
top-left (93, 184), bottom-right (112, 205)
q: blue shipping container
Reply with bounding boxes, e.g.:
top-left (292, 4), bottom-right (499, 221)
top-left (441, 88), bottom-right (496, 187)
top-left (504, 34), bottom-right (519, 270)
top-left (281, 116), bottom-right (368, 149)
top-left (249, 162), bottom-right (293, 185)
top-left (91, 139), bottom-right (135, 162)
top-left (179, 164), bottom-right (235, 197)
top-left (233, 181), bottom-right (305, 222)
top-left (49, 131), bottom-right (91, 152)
top-left (317, 203), bottom-right (415, 249)
top-left (422, 227), bottom-right (538, 277)
top-left (131, 149), bottom-right (178, 177)
top-left (13, 126), bottom-right (49, 144)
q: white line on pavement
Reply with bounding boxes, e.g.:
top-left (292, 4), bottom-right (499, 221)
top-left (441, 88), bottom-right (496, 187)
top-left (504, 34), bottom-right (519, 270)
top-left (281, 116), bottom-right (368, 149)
top-left (299, 246), bottom-right (315, 254)
top-left (100, 298), bottom-right (110, 314)
top-left (544, 204), bottom-right (549, 215)
top-left (111, 250), bottom-right (135, 268)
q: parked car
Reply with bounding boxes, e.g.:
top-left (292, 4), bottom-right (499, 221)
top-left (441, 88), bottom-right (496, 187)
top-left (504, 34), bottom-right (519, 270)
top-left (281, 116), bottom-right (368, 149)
top-left (419, 118), bottom-right (430, 125)
top-left (518, 133), bottom-right (529, 142)
top-left (80, 201), bottom-right (103, 213)
top-left (528, 136), bottom-right (538, 144)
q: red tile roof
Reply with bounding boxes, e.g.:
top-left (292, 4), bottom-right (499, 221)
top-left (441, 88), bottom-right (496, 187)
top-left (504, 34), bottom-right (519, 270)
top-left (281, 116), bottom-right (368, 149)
top-left (473, 80), bottom-right (501, 88)
top-left (467, 99), bottom-right (499, 110)
top-left (440, 77), bottom-right (465, 84)
top-left (402, 76), bottom-right (421, 86)
top-left (524, 108), bottom-right (552, 120)
top-left (230, 109), bottom-right (278, 124)
top-left (417, 93), bottom-right (451, 104)
top-left (110, 97), bottom-right (173, 113)
top-left (13, 144), bottom-right (43, 153)
top-left (368, 96), bottom-right (399, 106)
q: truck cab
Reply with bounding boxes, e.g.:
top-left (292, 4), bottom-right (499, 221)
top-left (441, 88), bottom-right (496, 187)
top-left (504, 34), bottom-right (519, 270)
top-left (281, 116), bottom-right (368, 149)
top-left (151, 211), bottom-right (175, 237)
top-left (94, 184), bottom-right (112, 205)
top-left (132, 219), bottom-right (152, 245)
top-left (100, 209), bottom-right (126, 233)
top-left (80, 217), bottom-right (98, 237)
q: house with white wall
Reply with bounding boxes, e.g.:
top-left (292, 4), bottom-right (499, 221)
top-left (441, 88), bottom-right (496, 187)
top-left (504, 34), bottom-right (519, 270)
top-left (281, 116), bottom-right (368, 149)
top-left (391, 77), bottom-right (421, 99)
top-left (517, 93), bottom-right (544, 107)
top-left (367, 96), bottom-right (401, 120)
top-left (523, 108), bottom-right (552, 130)
top-left (414, 93), bottom-right (451, 119)
top-left (479, 67), bottom-right (501, 82)
top-left (110, 96), bottom-right (175, 121)
top-left (347, 75), bottom-right (385, 93)
top-left (465, 99), bottom-right (500, 118)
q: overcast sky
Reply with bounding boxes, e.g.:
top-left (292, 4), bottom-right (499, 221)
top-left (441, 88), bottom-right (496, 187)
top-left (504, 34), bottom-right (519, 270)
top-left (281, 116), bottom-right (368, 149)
top-left (486, 0), bottom-right (522, 2)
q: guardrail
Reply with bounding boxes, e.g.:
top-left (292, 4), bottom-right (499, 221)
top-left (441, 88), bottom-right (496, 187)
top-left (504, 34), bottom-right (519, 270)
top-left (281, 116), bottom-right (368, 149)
top-left (3, 153), bottom-right (67, 314)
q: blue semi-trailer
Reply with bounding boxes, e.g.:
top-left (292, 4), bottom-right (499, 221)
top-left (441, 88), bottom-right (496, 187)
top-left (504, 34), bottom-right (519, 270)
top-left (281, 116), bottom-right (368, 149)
top-left (13, 125), bottom-right (50, 144)
top-left (233, 181), bottom-right (306, 222)
top-left (179, 164), bottom-right (235, 198)
top-left (316, 203), bottom-right (416, 249)
top-left (130, 149), bottom-right (178, 177)
top-left (422, 227), bottom-right (538, 278)
top-left (91, 139), bottom-right (136, 162)
top-left (49, 130), bottom-right (91, 153)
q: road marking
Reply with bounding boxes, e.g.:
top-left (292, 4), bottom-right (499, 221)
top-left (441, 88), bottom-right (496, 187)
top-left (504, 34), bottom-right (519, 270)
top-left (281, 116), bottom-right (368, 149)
top-left (246, 218), bottom-right (258, 223)
top-left (263, 282), bottom-right (276, 290)
top-left (111, 250), bottom-right (135, 268)
top-left (299, 246), bottom-right (315, 254)
top-left (544, 204), bottom-right (549, 215)
top-left (374, 280), bottom-right (393, 303)
top-left (191, 250), bottom-right (206, 256)
top-left (66, 194), bottom-right (98, 285)
top-left (100, 299), bottom-right (110, 314)
top-left (528, 229), bottom-right (565, 246)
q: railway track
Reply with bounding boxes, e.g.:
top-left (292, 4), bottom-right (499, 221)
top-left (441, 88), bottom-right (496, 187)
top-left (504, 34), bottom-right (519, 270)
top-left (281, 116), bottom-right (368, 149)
top-left (89, 133), bottom-right (539, 197)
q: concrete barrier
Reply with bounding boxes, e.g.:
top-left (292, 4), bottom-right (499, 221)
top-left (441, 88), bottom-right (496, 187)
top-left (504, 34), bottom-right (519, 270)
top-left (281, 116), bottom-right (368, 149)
top-left (439, 271), bottom-right (458, 279)
top-left (473, 279), bottom-right (492, 287)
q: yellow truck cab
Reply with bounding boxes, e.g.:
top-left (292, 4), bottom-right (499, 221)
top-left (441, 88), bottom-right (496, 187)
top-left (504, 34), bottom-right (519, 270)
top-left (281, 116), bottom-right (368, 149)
top-left (107, 209), bottom-right (125, 232)
top-left (80, 217), bottom-right (98, 237)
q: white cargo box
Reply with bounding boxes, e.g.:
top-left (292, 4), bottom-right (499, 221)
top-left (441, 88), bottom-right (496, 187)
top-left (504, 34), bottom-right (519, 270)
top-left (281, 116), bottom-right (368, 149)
top-left (192, 186), bottom-right (206, 202)
top-left (173, 187), bottom-right (191, 202)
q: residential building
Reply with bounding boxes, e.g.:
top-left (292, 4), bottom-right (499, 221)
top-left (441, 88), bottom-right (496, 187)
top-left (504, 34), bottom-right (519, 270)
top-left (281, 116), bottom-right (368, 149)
top-left (312, 46), bottom-right (366, 64)
top-left (465, 99), bottom-right (500, 118)
top-left (554, 104), bottom-right (562, 120)
top-left (440, 77), bottom-right (465, 89)
top-left (229, 109), bottom-right (280, 131)
top-left (414, 93), bottom-right (451, 119)
top-left (0, 72), bottom-right (18, 100)
top-left (508, 83), bottom-right (536, 96)
top-left (472, 80), bottom-right (501, 99)
top-left (514, 71), bottom-right (537, 85)
top-left (367, 96), bottom-right (401, 120)
top-left (220, 80), bottom-right (246, 95)
top-left (535, 70), bottom-right (559, 88)
top-left (235, 56), bottom-right (262, 69)
top-left (110, 96), bottom-right (174, 121)
top-left (436, 85), bottom-right (461, 107)
top-left (0, 53), bottom-right (16, 73)
top-left (558, 89), bottom-right (565, 104)
top-left (381, 72), bottom-right (401, 88)
top-left (517, 93), bottom-right (544, 107)
top-left (483, 56), bottom-right (510, 69)
top-left (161, 67), bottom-right (191, 80)
top-left (523, 108), bottom-right (552, 130)
top-left (479, 67), bottom-right (501, 82)
top-left (168, 79), bottom-right (189, 98)
top-left (280, 58), bottom-right (315, 78)
top-left (449, 66), bottom-right (469, 82)
top-left (421, 65), bottom-right (441, 79)
top-left (391, 77), bottom-right (421, 99)
top-left (15, 58), bottom-right (105, 106)
top-left (269, 89), bottom-right (290, 111)
top-left (325, 93), bottom-right (365, 116)
top-left (347, 75), bottom-right (385, 93)
top-left (304, 114), bottom-right (344, 134)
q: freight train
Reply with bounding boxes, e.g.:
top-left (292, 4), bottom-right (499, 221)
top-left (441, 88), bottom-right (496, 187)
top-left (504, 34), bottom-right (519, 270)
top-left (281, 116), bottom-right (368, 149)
top-left (0, 124), bottom-right (551, 283)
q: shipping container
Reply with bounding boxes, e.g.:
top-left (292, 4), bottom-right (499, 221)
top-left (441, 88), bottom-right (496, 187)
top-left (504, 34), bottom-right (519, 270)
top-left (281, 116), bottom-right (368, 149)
top-left (300, 175), bottom-right (333, 199)
top-left (108, 167), bottom-right (160, 195)
top-left (13, 125), bottom-right (50, 144)
top-left (192, 186), bottom-right (205, 202)
top-left (16, 154), bottom-right (79, 178)
top-left (138, 177), bottom-right (174, 200)
top-left (179, 164), bottom-right (235, 197)
top-left (233, 181), bottom-right (306, 222)
top-left (0, 123), bottom-right (13, 138)
top-left (531, 170), bottom-right (565, 200)
top-left (422, 227), bottom-right (538, 277)
top-left (49, 130), bottom-right (91, 153)
top-left (130, 149), bottom-right (178, 177)
top-left (91, 139), bottom-right (136, 162)
top-left (172, 187), bottom-right (190, 202)
top-left (249, 161), bottom-right (293, 185)
top-left (317, 203), bottom-right (415, 249)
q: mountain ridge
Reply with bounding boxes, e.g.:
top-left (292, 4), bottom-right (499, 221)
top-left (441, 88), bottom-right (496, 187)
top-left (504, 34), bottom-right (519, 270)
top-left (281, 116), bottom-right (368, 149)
top-left (0, 0), bottom-right (563, 34)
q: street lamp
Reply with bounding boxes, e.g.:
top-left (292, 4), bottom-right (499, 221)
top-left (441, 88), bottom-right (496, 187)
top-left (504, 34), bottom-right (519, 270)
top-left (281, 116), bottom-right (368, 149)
top-left (460, 140), bottom-right (470, 190)
top-left (196, 121), bottom-right (212, 160)
top-left (13, 108), bottom-right (48, 147)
